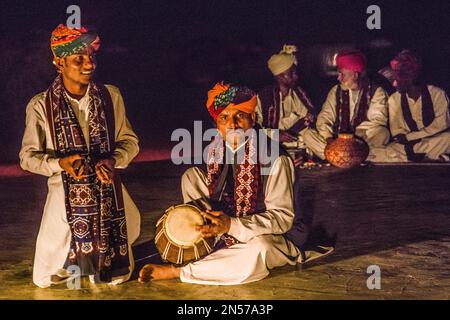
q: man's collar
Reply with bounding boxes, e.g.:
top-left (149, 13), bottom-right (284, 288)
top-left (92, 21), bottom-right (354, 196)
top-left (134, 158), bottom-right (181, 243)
top-left (225, 138), bottom-right (248, 154)
top-left (64, 84), bottom-right (90, 103)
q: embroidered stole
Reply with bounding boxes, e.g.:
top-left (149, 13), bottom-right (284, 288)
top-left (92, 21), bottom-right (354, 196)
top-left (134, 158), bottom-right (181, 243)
top-left (45, 75), bottom-right (129, 281)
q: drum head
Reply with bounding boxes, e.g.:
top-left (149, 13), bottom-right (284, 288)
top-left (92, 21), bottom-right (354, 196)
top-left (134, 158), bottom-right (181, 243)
top-left (164, 204), bottom-right (205, 247)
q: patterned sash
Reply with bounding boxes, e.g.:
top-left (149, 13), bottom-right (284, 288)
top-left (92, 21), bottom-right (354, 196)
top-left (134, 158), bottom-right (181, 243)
top-left (334, 84), bottom-right (377, 135)
top-left (259, 85), bottom-right (315, 131)
top-left (45, 75), bottom-right (129, 281)
top-left (206, 134), bottom-right (260, 217)
top-left (205, 134), bottom-right (261, 248)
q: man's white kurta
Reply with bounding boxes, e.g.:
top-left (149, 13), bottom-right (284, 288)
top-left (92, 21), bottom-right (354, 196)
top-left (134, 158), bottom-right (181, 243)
top-left (316, 85), bottom-right (390, 145)
top-left (256, 90), bottom-right (324, 158)
top-left (19, 84), bottom-right (141, 288)
top-left (369, 85), bottom-right (450, 162)
top-left (180, 151), bottom-right (300, 285)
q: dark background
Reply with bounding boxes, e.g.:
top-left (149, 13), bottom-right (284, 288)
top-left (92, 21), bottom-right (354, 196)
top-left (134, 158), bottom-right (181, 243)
top-left (1, 0), bottom-right (449, 163)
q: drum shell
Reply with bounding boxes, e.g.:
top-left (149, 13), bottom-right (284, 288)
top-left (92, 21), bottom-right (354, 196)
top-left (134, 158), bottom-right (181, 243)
top-left (154, 205), bottom-right (215, 265)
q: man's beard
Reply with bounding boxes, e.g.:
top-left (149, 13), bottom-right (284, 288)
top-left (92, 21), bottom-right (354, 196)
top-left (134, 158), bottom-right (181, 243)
top-left (224, 129), bottom-right (247, 149)
top-left (339, 81), bottom-right (352, 90)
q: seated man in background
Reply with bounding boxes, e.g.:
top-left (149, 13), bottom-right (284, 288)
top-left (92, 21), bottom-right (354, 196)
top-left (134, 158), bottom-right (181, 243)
top-left (371, 50), bottom-right (450, 162)
top-left (256, 44), bottom-right (319, 166)
top-left (307, 51), bottom-right (390, 160)
top-left (139, 82), bottom-right (333, 284)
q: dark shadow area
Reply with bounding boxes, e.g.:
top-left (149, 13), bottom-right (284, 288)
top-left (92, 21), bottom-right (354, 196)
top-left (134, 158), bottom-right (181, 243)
top-left (286, 171), bottom-right (338, 250)
top-left (297, 165), bottom-right (450, 268)
top-left (130, 240), bottom-right (165, 281)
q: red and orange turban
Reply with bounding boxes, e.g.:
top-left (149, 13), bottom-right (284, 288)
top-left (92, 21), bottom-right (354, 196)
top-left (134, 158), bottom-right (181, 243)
top-left (206, 82), bottom-right (257, 122)
top-left (50, 24), bottom-right (100, 58)
top-left (336, 51), bottom-right (366, 72)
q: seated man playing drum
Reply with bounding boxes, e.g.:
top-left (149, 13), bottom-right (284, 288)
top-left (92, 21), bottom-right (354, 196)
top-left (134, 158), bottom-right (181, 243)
top-left (139, 83), bottom-right (332, 285)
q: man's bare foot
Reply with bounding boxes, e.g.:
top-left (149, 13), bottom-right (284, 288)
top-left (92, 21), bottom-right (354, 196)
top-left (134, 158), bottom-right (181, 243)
top-left (138, 264), bottom-right (181, 283)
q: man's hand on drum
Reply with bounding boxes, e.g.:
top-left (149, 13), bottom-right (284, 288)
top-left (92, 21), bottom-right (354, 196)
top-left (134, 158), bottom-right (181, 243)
top-left (196, 210), bottom-right (231, 237)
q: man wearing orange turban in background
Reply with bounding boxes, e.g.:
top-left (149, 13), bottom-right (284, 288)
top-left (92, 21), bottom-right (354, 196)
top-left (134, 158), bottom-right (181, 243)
top-left (307, 51), bottom-right (390, 160)
top-left (138, 83), bottom-right (333, 284)
top-left (19, 24), bottom-right (141, 288)
top-left (370, 50), bottom-right (450, 162)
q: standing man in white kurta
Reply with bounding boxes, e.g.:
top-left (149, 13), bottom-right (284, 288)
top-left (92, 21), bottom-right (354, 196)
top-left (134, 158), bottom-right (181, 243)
top-left (19, 24), bottom-right (140, 288)
top-left (138, 83), bottom-right (332, 285)
top-left (256, 44), bottom-right (318, 165)
top-left (370, 50), bottom-right (450, 162)
top-left (309, 51), bottom-right (390, 160)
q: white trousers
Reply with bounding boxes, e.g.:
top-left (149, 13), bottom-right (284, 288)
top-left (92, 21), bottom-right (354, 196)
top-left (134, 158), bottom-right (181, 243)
top-left (33, 174), bottom-right (141, 288)
top-left (368, 131), bottom-right (450, 162)
top-left (302, 127), bottom-right (391, 160)
top-left (179, 167), bottom-right (299, 285)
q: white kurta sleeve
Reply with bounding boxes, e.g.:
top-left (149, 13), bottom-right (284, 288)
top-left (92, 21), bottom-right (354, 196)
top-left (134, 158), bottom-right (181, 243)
top-left (406, 87), bottom-right (450, 141)
top-left (388, 93), bottom-right (406, 137)
top-left (227, 155), bottom-right (295, 243)
top-left (106, 85), bottom-right (140, 169)
top-left (278, 95), bottom-right (307, 131)
top-left (255, 96), bottom-right (264, 127)
top-left (19, 93), bottom-right (63, 177)
top-left (316, 86), bottom-right (338, 140)
top-left (255, 95), bottom-right (277, 140)
top-left (366, 87), bottom-right (389, 126)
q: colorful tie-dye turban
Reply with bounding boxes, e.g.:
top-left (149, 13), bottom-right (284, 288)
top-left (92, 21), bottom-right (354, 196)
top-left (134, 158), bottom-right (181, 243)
top-left (206, 82), bottom-right (257, 122)
top-left (50, 24), bottom-right (100, 58)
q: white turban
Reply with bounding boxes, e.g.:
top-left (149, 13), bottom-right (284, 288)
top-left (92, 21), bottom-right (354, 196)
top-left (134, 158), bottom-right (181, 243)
top-left (267, 44), bottom-right (298, 76)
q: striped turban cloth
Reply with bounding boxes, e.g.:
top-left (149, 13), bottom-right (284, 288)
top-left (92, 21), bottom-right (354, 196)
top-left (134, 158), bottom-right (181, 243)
top-left (50, 24), bottom-right (100, 58)
top-left (206, 82), bottom-right (257, 122)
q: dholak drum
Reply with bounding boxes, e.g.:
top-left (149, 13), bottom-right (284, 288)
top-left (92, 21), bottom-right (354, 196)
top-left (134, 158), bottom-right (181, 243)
top-left (154, 204), bottom-right (215, 265)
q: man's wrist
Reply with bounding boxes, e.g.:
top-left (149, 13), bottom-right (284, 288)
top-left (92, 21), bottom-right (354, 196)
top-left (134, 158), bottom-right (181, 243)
top-left (51, 158), bottom-right (64, 173)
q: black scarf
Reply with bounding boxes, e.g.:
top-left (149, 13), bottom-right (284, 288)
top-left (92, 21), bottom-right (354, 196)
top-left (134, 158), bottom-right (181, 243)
top-left (334, 83), bottom-right (377, 135)
top-left (400, 86), bottom-right (435, 162)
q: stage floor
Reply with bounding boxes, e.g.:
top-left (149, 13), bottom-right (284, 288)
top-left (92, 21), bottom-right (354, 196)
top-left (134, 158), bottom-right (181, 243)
top-left (1, 161), bottom-right (449, 299)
